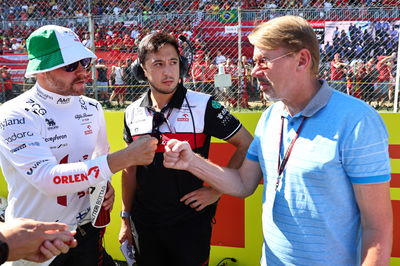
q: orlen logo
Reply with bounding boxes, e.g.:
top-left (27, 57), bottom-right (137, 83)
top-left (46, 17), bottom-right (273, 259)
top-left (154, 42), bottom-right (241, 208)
top-left (84, 125), bottom-right (93, 135)
top-left (53, 166), bottom-right (100, 184)
top-left (177, 113), bottom-right (189, 122)
top-left (88, 166), bottom-right (100, 178)
top-left (5, 131), bottom-right (33, 144)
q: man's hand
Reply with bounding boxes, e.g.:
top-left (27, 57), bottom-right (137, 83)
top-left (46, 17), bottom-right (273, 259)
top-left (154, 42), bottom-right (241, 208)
top-left (126, 135), bottom-right (158, 165)
top-left (102, 182), bottom-right (115, 211)
top-left (26, 238), bottom-right (77, 263)
top-left (118, 218), bottom-right (133, 245)
top-left (108, 135), bottom-right (158, 173)
top-left (0, 218), bottom-right (76, 262)
top-left (163, 139), bottom-right (194, 170)
top-left (180, 186), bottom-right (221, 211)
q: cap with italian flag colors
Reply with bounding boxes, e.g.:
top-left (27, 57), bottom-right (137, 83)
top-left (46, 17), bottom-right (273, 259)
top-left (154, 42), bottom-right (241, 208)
top-left (25, 25), bottom-right (96, 78)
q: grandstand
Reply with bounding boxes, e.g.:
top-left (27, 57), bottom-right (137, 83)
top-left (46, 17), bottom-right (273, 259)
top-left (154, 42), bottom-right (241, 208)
top-left (0, 1), bottom-right (399, 110)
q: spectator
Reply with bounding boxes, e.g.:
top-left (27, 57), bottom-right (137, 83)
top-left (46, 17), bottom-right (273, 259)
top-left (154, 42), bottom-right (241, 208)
top-left (0, 66), bottom-right (13, 101)
top-left (81, 32), bottom-right (91, 49)
top-left (376, 52), bottom-right (396, 108)
top-left (94, 33), bottom-right (107, 51)
top-left (203, 57), bottom-right (218, 96)
top-left (191, 57), bottom-right (205, 92)
top-left (364, 57), bottom-right (379, 104)
top-left (330, 52), bottom-right (348, 93)
top-left (109, 61), bottom-right (126, 107)
top-left (11, 38), bottom-right (24, 53)
top-left (214, 49), bottom-right (227, 65)
top-left (95, 58), bottom-right (110, 105)
top-left (122, 58), bottom-right (142, 101)
top-left (122, 34), bottom-right (135, 52)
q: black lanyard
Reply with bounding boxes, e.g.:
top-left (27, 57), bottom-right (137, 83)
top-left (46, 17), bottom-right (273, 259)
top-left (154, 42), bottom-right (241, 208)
top-left (276, 116), bottom-right (306, 191)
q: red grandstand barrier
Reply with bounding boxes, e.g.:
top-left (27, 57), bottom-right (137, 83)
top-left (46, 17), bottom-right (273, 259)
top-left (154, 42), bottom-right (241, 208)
top-left (209, 143), bottom-right (245, 248)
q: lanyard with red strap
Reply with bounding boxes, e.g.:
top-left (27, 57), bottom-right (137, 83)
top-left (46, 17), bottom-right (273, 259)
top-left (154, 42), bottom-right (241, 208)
top-left (276, 116), bottom-right (307, 191)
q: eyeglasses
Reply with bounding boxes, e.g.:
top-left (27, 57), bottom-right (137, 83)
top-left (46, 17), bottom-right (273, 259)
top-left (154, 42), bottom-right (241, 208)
top-left (63, 58), bottom-right (92, 72)
top-left (254, 52), bottom-right (294, 69)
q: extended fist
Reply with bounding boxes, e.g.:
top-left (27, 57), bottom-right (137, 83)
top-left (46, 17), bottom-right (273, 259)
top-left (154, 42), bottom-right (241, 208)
top-left (127, 135), bottom-right (158, 165)
top-left (163, 139), bottom-right (194, 170)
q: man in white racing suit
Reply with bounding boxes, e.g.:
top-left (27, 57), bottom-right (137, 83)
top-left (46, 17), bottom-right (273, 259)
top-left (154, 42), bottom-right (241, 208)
top-left (0, 25), bottom-right (158, 266)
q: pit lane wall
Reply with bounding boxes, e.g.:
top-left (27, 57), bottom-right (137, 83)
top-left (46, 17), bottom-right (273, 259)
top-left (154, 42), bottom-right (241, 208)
top-left (0, 112), bottom-right (399, 265)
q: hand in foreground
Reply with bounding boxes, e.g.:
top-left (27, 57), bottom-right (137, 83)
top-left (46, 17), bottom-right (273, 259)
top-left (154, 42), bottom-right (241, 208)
top-left (126, 135), bottom-right (158, 165)
top-left (0, 218), bottom-right (76, 262)
top-left (27, 237), bottom-right (77, 262)
top-left (102, 182), bottom-right (115, 211)
top-left (163, 139), bottom-right (194, 170)
top-left (180, 186), bottom-right (222, 211)
top-left (118, 218), bottom-right (133, 245)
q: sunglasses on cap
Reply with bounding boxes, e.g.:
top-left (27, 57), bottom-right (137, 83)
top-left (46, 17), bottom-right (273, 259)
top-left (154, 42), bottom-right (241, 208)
top-left (63, 58), bottom-right (92, 72)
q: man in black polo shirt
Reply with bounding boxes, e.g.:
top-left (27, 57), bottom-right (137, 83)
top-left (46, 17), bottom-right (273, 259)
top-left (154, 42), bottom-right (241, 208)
top-left (118, 32), bottom-right (252, 266)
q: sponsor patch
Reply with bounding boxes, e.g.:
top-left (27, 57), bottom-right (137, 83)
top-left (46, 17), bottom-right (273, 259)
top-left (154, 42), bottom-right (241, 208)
top-left (45, 118), bottom-right (59, 130)
top-left (0, 117), bottom-right (25, 130)
top-left (44, 134), bottom-right (67, 142)
top-left (53, 166), bottom-right (100, 184)
top-left (211, 100), bottom-right (222, 109)
top-left (10, 143), bottom-right (27, 153)
top-left (57, 98), bottom-right (71, 104)
top-left (177, 113), bottom-right (190, 122)
top-left (5, 131), bottom-right (34, 144)
top-left (84, 125), bottom-right (93, 135)
top-left (26, 159), bottom-right (48, 175)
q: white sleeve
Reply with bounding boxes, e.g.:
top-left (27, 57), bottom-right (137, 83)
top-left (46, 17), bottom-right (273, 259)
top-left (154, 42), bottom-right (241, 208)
top-left (0, 112), bottom-right (112, 197)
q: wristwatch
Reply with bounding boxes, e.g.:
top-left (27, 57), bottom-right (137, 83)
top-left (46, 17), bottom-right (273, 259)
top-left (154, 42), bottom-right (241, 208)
top-left (0, 239), bottom-right (9, 264)
top-left (120, 211), bottom-right (131, 219)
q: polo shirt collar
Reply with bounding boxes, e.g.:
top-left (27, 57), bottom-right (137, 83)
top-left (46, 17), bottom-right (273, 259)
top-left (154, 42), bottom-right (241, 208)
top-left (139, 83), bottom-right (187, 111)
top-left (281, 80), bottom-right (332, 118)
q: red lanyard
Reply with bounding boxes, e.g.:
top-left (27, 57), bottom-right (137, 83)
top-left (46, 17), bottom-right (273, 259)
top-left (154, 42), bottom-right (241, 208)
top-left (276, 116), bottom-right (306, 191)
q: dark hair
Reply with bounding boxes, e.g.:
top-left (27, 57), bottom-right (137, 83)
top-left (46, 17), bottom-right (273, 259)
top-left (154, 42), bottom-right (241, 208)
top-left (138, 32), bottom-right (179, 65)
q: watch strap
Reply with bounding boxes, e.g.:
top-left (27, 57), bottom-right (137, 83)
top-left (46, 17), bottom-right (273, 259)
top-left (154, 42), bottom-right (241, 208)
top-left (120, 211), bottom-right (131, 218)
top-left (0, 239), bottom-right (9, 264)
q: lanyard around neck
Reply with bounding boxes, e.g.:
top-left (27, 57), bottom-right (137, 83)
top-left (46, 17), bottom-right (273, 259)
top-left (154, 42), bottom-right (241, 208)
top-left (276, 116), bottom-right (306, 191)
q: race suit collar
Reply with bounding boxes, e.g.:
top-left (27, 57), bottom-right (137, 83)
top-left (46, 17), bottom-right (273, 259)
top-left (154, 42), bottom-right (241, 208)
top-left (34, 83), bottom-right (74, 106)
top-left (140, 83), bottom-right (187, 110)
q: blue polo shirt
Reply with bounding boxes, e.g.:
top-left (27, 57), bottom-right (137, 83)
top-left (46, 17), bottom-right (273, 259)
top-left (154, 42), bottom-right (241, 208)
top-left (247, 80), bottom-right (390, 265)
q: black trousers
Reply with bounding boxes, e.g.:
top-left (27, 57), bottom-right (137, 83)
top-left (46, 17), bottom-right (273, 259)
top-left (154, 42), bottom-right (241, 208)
top-left (134, 214), bottom-right (212, 266)
top-left (50, 223), bottom-right (115, 266)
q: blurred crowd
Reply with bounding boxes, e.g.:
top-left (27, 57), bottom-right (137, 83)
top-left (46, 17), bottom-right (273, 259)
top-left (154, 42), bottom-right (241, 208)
top-left (1, 0), bottom-right (398, 22)
top-left (0, 0), bottom-right (398, 108)
top-left (1, 1), bottom-right (399, 54)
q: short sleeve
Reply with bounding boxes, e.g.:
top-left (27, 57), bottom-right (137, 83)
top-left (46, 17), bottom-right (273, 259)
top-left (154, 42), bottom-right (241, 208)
top-left (203, 97), bottom-right (241, 140)
top-left (342, 110), bottom-right (390, 184)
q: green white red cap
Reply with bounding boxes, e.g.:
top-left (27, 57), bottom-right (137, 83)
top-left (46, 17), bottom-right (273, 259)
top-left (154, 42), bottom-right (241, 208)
top-left (25, 25), bottom-right (96, 78)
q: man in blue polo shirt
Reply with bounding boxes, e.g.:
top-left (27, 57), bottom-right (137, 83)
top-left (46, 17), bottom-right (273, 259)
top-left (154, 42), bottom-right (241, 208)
top-left (163, 15), bottom-right (393, 265)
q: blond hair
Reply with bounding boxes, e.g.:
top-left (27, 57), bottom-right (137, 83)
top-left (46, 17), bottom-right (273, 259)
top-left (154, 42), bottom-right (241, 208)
top-left (248, 16), bottom-right (320, 75)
